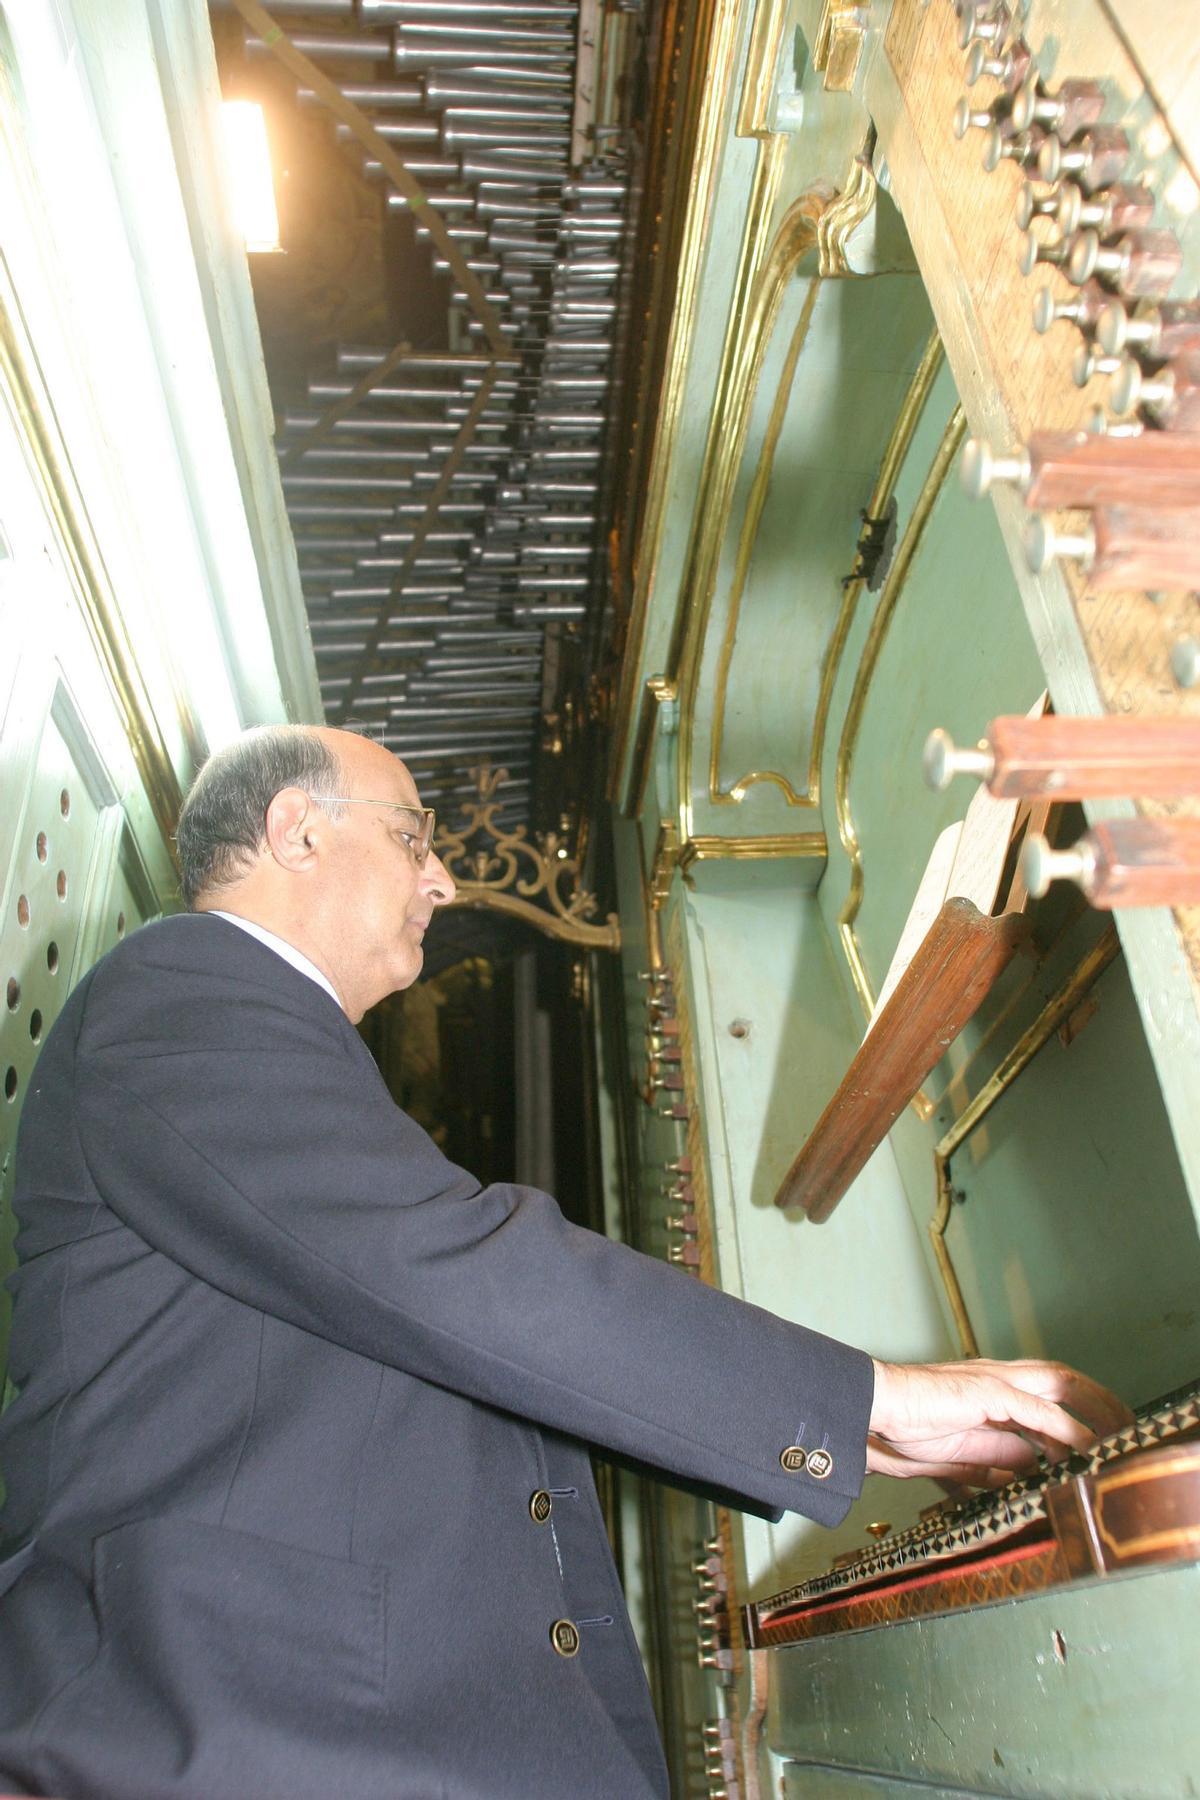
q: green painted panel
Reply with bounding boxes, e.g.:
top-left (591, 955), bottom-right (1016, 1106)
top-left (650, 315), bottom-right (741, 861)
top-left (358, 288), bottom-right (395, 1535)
top-left (845, 457), bottom-right (1045, 1009)
top-left (770, 1560), bottom-right (1200, 1798)
top-left (781, 1761), bottom-right (985, 1798)
top-left (696, 273), bottom-right (933, 838)
top-left (671, 861), bottom-right (952, 1595)
top-left (814, 360), bottom-right (1046, 1018)
top-left (931, 957), bottom-right (1200, 1401)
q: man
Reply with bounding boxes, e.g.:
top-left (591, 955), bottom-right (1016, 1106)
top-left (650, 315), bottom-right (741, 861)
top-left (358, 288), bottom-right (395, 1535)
top-left (0, 725), bottom-right (1128, 1798)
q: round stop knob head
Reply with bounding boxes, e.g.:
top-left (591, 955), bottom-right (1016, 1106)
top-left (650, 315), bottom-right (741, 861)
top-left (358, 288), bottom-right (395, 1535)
top-left (1068, 229), bottom-right (1101, 285)
top-left (1109, 357), bottom-right (1142, 417)
top-left (1095, 302), bottom-right (1129, 356)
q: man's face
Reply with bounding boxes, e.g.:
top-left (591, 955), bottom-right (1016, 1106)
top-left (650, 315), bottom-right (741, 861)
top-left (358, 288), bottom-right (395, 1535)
top-left (319, 734), bottom-right (456, 1010)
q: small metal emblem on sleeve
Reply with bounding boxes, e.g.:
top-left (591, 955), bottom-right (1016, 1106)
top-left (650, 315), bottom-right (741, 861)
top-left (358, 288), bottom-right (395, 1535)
top-left (806, 1447), bottom-right (834, 1480)
top-left (529, 1489), bottom-right (553, 1524)
top-left (550, 1619), bottom-right (580, 1657)
top-left (780, 1445), bottom-right (807, 1473)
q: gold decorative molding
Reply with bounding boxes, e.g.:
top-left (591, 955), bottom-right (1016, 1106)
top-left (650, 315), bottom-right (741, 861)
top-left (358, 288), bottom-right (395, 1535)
top-left (0, 249), bottom-right (186, 852)
top-left (608, 0), bottom-right (755, 797)
top-left (673, 186), bottom-right (833, 847)
top-left (640, 818), bottom-right (682, 974)
top-left (630, 675), bottom-right (678, 821)
top-left (620, 140), bottom-right (793, 824)
top-left (812, 1), bottom-right (869, 92)
top-left (439, 766), bottom-right (620, 951)
top-left (665, 903), bottom-right (715, 1292)
top-left (708, 282), bottom-right (821, 808)
top-left (808, 328), bottom-right (943, 812)
top-left (834, 402), bottom-right (967, 1018)
top-left (648, 818), bottom-right (681, 912)
top-left (704, 137), bottom-right (881, 814)
top-left (678, 832), bottom-right (826, 872)
top-left (737, 0), bottom-right (793, 138)
top-left (816, 152), bottom-right (878, 276)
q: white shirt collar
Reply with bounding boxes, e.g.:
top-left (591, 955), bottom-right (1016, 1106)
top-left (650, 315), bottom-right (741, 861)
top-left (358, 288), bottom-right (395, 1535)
top-left (210, 911), bottom-right (344, 1011)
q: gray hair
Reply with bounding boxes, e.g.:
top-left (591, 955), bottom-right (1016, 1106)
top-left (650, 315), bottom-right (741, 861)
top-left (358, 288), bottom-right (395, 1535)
top-left (176, 725), bottom-right (346, 908)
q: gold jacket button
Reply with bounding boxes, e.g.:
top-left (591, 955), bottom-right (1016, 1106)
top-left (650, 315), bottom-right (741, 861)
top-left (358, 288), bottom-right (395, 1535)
top-left (550, 1619), bottom-right (580, 1657)
top-left (806, 1447), bottom-right (833, 1480)
top-left (529, 1489), bottom-right (553, 1524)
top-left (779, 1445), bottom-right (806, 1473)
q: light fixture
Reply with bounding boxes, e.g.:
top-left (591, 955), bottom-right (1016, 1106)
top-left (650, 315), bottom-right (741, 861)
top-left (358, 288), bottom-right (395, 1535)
top-left (219, 100), bottom-right (281, 253)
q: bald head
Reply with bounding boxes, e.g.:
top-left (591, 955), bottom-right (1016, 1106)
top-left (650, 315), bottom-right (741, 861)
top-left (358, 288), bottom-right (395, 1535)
top-left (176, 725), bottom-right (455, 1017)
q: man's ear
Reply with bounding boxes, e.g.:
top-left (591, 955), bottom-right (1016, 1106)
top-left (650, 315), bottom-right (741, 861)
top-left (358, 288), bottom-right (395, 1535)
top-left (263, 787), bottom-right (325, 872)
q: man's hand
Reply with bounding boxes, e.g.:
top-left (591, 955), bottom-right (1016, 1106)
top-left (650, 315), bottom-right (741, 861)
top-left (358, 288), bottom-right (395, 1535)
top-left (867, 1357), bottom-right (1134, 1487)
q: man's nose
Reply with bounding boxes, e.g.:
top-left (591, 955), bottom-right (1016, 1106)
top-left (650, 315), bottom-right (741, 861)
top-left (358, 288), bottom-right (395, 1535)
top-left (422, 850), bottom-right (457, 906)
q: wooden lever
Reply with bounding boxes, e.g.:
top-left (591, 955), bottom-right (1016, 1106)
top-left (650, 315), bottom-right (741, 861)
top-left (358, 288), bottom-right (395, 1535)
top-left (774, 900), bottom-right (1027, 1221)
top-left (1022, 818), bottom-right (1200, 908)
top-left (925, 715), bottom-right (1200, 800)
top-left (962, 428), bottom-right (1200, 510)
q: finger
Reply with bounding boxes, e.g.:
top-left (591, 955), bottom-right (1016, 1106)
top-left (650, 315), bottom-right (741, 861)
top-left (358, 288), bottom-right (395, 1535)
top-left (999, 1362), bottom-right (1133, 1436)
top-left (1018, 1425), bottom-right (1081, 1466)
top-left (979, 1380), bottom-right (1097, 1456)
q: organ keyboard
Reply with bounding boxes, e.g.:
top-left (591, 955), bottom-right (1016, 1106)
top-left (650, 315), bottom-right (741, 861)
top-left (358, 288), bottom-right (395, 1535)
top-left (745, 1380), bottom-right (1200, 1648)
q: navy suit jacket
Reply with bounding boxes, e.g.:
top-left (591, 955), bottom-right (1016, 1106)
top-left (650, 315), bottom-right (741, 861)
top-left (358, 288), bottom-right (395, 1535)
top-left (0, 913), bottom-right (873, 1797)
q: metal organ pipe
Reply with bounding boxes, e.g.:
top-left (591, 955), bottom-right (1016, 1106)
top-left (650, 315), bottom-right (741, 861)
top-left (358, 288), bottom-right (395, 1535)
top-left (257, 0), bottom-right (626, 823)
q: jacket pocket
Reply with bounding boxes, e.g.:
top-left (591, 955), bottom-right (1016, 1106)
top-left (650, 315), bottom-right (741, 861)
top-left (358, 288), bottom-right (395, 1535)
top-left (35, 1515), bottom-right (388, 1798)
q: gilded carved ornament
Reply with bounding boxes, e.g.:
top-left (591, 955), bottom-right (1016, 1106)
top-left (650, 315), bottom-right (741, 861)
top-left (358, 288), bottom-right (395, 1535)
top-left (671, 187), bottom-right (830, 847)
top-left (812, 0), bottom-right (869, 93)
top-left (816, 152), bottom-right (879, 277)
top-left (438, 765), bottom-right (620, 952)
top-left (607, 0), bottom-right (747, 794)
top-left (737, 0), bottom-right (796, 139)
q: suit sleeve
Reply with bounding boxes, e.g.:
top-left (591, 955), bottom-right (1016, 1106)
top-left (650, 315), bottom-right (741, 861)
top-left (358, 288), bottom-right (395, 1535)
top-left (74, 950), bottom-right (873, 1526)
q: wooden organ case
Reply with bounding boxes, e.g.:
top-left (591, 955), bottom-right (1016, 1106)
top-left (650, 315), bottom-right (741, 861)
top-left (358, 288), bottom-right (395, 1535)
top-left (602, 0), bottom-right (1200, 1794)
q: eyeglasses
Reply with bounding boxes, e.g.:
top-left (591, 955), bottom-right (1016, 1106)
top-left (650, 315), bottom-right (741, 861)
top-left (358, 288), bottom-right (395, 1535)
top-left (321, 798), bottom-right (437, 866)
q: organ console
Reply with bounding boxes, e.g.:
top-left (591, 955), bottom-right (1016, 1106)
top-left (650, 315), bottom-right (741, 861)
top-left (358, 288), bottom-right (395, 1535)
top-left (745, 1384), bottom-right (1200, 1649)
top-left (604, 0), bottom-right (1200, 1786)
